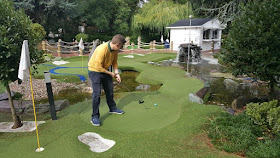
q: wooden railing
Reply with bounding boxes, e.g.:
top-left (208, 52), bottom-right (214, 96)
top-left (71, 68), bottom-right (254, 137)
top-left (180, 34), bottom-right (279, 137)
top-left (41, 37), bottom-right (174, 57)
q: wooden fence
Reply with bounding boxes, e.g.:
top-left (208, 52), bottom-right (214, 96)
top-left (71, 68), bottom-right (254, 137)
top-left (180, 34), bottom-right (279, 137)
top-left (41, 37), bottom-right (174, 57)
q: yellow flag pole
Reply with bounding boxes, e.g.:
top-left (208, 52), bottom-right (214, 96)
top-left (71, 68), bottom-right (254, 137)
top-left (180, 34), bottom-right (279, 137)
top-left (29, 68), bottom-right (43, 152)
top-left (79, 47), bottom-right (83, 72)
top-left (82, 52), bottom-right (83, 72)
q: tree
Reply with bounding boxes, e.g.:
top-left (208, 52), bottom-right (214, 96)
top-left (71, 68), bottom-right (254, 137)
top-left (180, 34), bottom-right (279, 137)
top-left (190, 0), bottom-right (253, 25)
top-left (79, 0), bottom-right (139, 36)
top-left (12, 0), bottom-right (46, 24)
top-left (13, 0), bottom-right (77, 40)
top-left (44, 0), bottom-right (76, 37)
top-left (112, 0), bottom-right (140, 35)
top-left (220, 0), bottom-right (280, 100)
top-left (133, 0), bottom-right (193, 40)
top-left (0, 0), bottom-right (44, 128)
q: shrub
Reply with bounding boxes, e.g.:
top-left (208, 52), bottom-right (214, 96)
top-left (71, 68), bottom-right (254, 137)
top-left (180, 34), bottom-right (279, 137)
top-left (246, 100), bottom-right (280, 135)
top-left (247, 137), bottom-right (280, 158)
top-left (208, 112), bottom-right (262, 153)
top-left (13, 92), bottom-right (23, 100)
top-left (43, 53), bottom-right (54, 62)
top-left (75, 33), bottom-right (88, 42)
top-left (31, 23), bottom-right (46, 40)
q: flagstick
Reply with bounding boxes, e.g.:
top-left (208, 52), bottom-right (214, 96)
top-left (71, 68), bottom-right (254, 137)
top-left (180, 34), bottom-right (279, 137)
top-left (82, 53), bottom-right (83, 72)
top-left (29, 68), bottom-right (44, 152)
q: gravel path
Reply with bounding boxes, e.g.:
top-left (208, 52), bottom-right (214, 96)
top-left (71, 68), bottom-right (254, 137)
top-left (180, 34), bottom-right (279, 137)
top-left (9, 79), bottom-right (79, 100)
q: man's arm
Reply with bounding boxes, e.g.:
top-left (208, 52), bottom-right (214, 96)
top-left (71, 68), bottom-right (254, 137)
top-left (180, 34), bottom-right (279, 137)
top-left (112, 53), bottom-right (121, 83)
top-left (103, 69), bottom-right (115, 78)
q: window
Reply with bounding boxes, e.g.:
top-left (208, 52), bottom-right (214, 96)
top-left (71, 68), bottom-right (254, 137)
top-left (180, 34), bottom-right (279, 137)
top-left (213, 30), bottom-right (218, 39)
top-left (203, 29), bottom-right (210, 39)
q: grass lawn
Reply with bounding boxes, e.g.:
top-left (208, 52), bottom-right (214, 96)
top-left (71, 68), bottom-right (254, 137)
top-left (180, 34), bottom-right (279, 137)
top-left (0, 53), bottom-right (239, 158)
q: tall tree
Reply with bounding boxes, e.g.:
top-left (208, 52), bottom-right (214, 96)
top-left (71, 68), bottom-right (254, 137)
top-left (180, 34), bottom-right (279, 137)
top-left (79, 0), bottom-right (117, 34)
top-left (12, 0), bottom-right (46, 24)
top-left (44, 0), bottom-right (77, 37)
top-left (132, 0), bottom-right (193, 39)
top-left (112, 0), bottom-right (140, 35)
top-left (13, 0), bottom-right (76, 40)
top-left (191, 0), bottom-right (250, 24)
top-left (80, 0), bottom-right (139, 35)
top-left (220, 0), bottom-right (280, 100)
top-left (0, 0), bottom-right (44, 128)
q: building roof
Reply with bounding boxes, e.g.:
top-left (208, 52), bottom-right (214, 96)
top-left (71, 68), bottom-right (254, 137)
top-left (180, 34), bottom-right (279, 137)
top-left (167, 18), bottom-right (212, 28)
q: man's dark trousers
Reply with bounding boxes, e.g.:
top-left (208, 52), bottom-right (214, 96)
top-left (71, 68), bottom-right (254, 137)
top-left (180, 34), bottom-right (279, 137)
top-left (89, 71), bottom-right (117, 118)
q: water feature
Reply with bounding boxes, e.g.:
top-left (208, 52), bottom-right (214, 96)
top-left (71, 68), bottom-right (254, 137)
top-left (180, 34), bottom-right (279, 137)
top-left (177, 57), bottom-right (269, 107)
top-left (36, 70), bottom-right (161, 105)
top-left (114, 70), bottom-right (161, 93)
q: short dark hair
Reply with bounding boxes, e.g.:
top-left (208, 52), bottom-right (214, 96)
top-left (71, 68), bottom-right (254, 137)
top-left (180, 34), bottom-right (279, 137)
top-left (111, 34), bottom-right (126, 45)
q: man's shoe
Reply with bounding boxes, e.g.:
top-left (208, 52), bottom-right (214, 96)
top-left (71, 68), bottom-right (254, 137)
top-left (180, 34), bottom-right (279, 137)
top-left (91, 118), bottom-right (101, 126)
top-left (109, 108), bottom-right (124, 114)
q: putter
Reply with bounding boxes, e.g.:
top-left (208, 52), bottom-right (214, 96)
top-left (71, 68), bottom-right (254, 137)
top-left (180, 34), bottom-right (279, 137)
top-left (119, 82), bottom-right (144, 104)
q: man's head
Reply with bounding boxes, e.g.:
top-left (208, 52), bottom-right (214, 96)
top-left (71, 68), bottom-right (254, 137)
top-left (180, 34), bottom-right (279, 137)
top-left (111, 34), bottom-right (126, 50)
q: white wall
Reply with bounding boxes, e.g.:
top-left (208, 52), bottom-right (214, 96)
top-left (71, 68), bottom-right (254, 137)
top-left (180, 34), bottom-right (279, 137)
top-left (203, 19), bottom-right (221, 29)
top-left (170, 27), bottom-right (202, 51)
top-left (169, 19), bottom-right (224, 51)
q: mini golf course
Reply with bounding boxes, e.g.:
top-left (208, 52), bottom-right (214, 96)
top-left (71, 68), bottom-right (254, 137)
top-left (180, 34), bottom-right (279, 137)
top-left (0, 53), bottom-right (239, 158)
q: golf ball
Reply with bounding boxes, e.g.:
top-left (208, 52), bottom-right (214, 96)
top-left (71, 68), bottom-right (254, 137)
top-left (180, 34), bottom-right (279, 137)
top-left (154, 104), bottom-right (157, 106)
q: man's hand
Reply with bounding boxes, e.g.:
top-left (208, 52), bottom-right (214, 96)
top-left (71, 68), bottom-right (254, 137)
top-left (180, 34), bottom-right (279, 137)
top-left (109, 72), bottom-right (115, 78)
top-left (115, 73), bottom-right (121, 83)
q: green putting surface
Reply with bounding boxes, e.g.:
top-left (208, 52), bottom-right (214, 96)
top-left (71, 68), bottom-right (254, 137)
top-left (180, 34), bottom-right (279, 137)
top-left (0, 54), bottom-right (239, 158)
top-left (80, 91), bottom-right (181, 132)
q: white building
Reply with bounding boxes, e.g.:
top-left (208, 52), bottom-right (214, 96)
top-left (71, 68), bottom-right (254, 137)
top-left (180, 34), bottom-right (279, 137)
top-left (166, 18), bottom-right (224, 52)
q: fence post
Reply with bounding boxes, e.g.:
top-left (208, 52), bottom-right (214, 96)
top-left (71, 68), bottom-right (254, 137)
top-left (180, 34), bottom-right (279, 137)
top-left (125, 36), bottom-right (130, 49)
top-left (150, 41), bottom-right (153, 53)
top-left (57, 39), bottom-right (62, 57)
top-left (170, 41), bottom-right (173, 52)
top-left (70, 41), bottom-right (73, 53)
top-left (42, 40), bottom-right (46, 53)
top-left (211, 40), bottom-right (214, 54)
top-left (131, 42), bottom-right (134, 54)
top-left (46, 40), bottom-right (49, 53)
top-left (137, 36), bottom-right (141, 49)
top-left (153, 40), bottom-right (156, 50)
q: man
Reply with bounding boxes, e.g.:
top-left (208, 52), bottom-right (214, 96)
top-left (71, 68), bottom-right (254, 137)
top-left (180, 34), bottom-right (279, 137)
top-left (88, 34), bottom-right (126, 126)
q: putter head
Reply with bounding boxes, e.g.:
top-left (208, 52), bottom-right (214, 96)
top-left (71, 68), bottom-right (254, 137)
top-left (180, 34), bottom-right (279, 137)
top-left (139, 100), bottom-right (144, 104)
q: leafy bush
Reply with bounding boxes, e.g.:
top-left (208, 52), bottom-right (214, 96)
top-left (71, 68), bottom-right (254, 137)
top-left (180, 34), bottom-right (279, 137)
top-left (31, 23), bottom-right (46, 40)
top-left (209, 112), bottom-right (262, 153)
top-left (75, 33), bottom-right (88, 42)
top-left (62, 33), bottom-right (77, 42)
top-left (0, 0), bottom-right (44, 84)
top-left (43, 53), bottom-right (54, 62)
top-left (247, 137), bottom-right (280, 158)
top-left (246, 100), bottom-right (280, 135)
top-left (220, 0), bottom-right (280, 99)
top-left (13, 92), bottom-right (23, 100)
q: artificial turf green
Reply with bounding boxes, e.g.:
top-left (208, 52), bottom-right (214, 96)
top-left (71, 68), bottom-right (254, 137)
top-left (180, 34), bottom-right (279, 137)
top-left (0, 53), bottom-right (239, 158)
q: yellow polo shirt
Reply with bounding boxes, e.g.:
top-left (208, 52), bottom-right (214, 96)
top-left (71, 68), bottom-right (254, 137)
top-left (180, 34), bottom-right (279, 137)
top-left (88, 42), bottom-right (118, 72)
